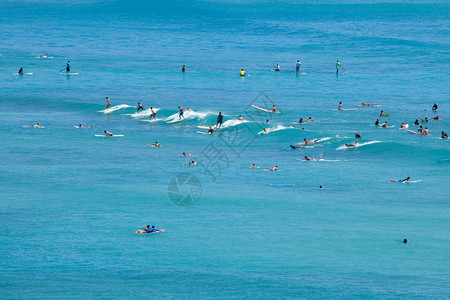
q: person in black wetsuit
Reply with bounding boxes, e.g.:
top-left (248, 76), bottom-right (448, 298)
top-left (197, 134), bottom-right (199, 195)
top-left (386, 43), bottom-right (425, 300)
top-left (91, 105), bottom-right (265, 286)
top-left (216, 112), bottom-right (224, 128)
top-left (136, 102), bottom-right (144, 112)
top-left (414, 119), bottom-right (419, 125)
top-left (355, 132), bottom-right (362, 140)
top-left (375, 119), bottom-right (380, 126)
top-left (18, 67), bottom-right (23, 75)
top-left (432, 103), bottom-right (438, 111)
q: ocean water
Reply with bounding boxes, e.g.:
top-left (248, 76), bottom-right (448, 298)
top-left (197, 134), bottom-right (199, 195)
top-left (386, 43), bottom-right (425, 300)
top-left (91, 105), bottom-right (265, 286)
top-left (1, 0), bottom-right (449, 298)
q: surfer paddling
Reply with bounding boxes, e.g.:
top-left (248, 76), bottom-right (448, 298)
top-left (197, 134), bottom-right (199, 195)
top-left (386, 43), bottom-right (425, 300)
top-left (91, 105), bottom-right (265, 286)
top-left (250, 164), bottom-right (260, 168)
top-left (441, 131), bottom-right (448, 139)
top-left (432, 115), bottom-right (440, 120)
top-left (184, 161), bottom-right (196, 166)
top-left (182, 152), bottom-right (195, 157)
top-left (391, 177), bottom-right (410, 183)
top-left (151, 141), bottom-right (162, 147)
top-left (104, 130), bottom-right (113, 136)
top-left (78, 124), bottom-right (93, 128)
top-left (262, 166), bottom-right (278, 171)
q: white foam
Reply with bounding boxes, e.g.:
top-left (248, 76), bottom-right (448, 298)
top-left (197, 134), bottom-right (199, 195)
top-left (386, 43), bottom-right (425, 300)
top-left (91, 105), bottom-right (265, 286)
top-left (221, 119), bottom-right (250, 128)
top-left (336, 140), bottom-right (381, 150)
top-left (165, 110), bottom-right (213, 123)
top-left (258, 124), bottom-right (295, 135)
top-left (98, 104), bottom-right (132, 114)
top-left (128, 108), bottom-right (160, 118)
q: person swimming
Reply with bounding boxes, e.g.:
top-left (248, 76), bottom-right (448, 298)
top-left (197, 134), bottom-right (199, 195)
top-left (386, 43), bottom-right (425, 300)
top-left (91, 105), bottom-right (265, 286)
top-left (104, 130), bottom-right (113, 136)
top-left (250, 163), bottom-right (260, 168)
top-left (239, 69), bottom-right (246, 77)
top-left (149, 107), bottom-right (157, 120)
top-left (151, 141), bottom-right (161, 147)
top-left (441, 131), bottom-right (448, 139)
top-left (216, 112), bottom-right (223, 128)
top-left (136, 102), bottom-right (144, 112)
top-left (18, 67), bottom-right (23, 75)
top-left (106, 97), bottom-right (111, 109)
top-left (274, 64), bottom-right (280, 71)
top-left (178, 105), bottom-right (184, 119)
top-left (391, 177), bottom-right (410, 183)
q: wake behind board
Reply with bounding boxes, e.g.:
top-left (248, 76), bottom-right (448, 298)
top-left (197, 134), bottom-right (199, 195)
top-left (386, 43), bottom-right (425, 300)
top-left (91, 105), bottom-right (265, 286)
top-left (251, 105), bottom-right (279, 113)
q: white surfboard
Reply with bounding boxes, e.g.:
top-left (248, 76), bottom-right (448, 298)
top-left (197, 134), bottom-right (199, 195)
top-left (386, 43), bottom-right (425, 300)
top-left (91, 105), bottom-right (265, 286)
top-left (251, 105), bottom-right (279, 113)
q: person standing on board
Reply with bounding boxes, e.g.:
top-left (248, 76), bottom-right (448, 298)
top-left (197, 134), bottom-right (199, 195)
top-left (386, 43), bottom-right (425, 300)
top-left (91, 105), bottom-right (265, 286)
top-left (216, 112), bottom-right (224, 128)
top-left (239, 69), bottom-right (246, 77)
top-left (106, 97), bottom-right (111, 109)
top-left (66, 61), bottom-right (71, 73)
top-left (296, 60), bottom-right (301, 73)
top-left (336, 60), bottom-right (343, 74)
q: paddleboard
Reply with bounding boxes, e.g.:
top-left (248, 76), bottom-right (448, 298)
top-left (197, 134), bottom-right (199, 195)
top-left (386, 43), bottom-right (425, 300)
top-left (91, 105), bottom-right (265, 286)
top-left (95, 134), bottom-right (123, 137)
top-left (251, 105), bottom-right (279, 113)
top-left (330, 108), bottom-right (358, 111)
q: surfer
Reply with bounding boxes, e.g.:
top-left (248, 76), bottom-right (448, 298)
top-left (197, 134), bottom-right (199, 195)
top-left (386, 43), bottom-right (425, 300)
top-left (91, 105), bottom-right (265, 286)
top-left (418, 126), bottom-right (423, 135)
top-left (400, 122), bottom-right (406, 129)
top-left (178, 105), bottom-right (185, 119)
top-left (296, 60), bottom-right (301, 73)
top-left (345, 140), bottom-right (358, 147)
top-left (424, 127), bottom-right (429, 136)
top-left (441, 131), bottom-right (448, 139)
top-left (272, 105), bottom-right (277, 113)
top-left (106, 97), bottom-right (111, 109)
top-left (355, 132), bottom-right (362, 140)
top-left (319, 185), bottom-right (323, 190)
top-left (275, 64), bottom-right (280, 72)
top-left (18, 67), bottom-right (24, 75)
top-left (216, 112), bottom-right (224, 128)
top-left (431, 115), bottom-right (440, 120)
top-left (104, 130), bottom-right (113, 136)
top-left (151, 141), bottom-right (162, 147)
top-left (299, 118), bottom-right (304, 124)
top-left (338, 102), bottom-right (343, 110)
top-left (381, 121), bottom-right (388, 128)
top-left (136, 102), bottom-right (144, 112)
top-left (336, 60), bottom-right (343, 74)
top-left (182, 65), bottom-right (186, 72)
top-left (149, 107), bottom-right (157, 120)
top-left (306, 117), bottom-right (314, 122)
top-left (207, 126), bottom-right (214, 134)
top-left (391, 177), bottom-right (410, 183)
top-left (432, 103), bottom-right (438, 111)
top-left (239, 69), bottom-right (246, 77)
top-left (304, 156), bottom-right (314, 161)
top-left (184, 161), bottom-right (196, 166)
top-left (423, 117), bottom-right (429, 123)
top-left (379, 110), bottom-right (386, 117)
top-left (186, 107), bottom-right (193, 111)
top-left (78, 124), bottom-right (93, 128)
top-left (33, 123), bottom-right (41, 128)
top-left (136, 225), bottom-right (151, 234)
top-left (182, 152), bottom-right (195, 157)
top-left (414, 119), bottom-right (419, 125)
top-left (238, 115), bottom-right (244, 120)
top-left (66, 61), bottom-right (71, 73)
top-left (266, 120), bottom-right (270, 125)
top-left (290, 145), bottom-right (303, 149)
top-left (263, 166), bottom-right (278, 171)
top-left (263, 128), bottom-right (269, 133)
top-left (250, 164), bottom-right (260, 169)
top-left (402, 239), bottom-right (408, 244)
top-left (375, 119), bottom-right (380, 126)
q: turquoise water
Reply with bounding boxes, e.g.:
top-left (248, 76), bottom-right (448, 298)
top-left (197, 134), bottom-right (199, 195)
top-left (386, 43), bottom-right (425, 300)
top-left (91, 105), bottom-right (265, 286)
top-left (1, 1), bottom-right (449, 298)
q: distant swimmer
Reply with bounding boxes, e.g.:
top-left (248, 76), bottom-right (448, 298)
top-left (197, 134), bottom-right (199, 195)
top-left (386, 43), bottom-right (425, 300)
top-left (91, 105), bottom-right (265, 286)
top-left (272, 105), bottom-right (277, 113)
top-left (361, 102), bottom-right (377, 106)
top-left (184, 161), bottom-right (196, 166)
top-left (296, 60), bottom-right (301, 73)
top-left (336, 60), bottom-right (343, 74)
top-left (136, 102), bottom-right (144, 112)
top-left (151, 141), bottom-right (162, 147)
top-left (104, 130), bottom-right (113, 136)
top-left (338, 102), bottom-right (343, 110)
top-left (18, 67), bottom-right (24, 75)
top-left (432, 103), bottom-right (438, 111)
top-left (266, 120), bottom-right (270, 125)
top-left (441, 131), bottom-right (448, 139)
top-left (306, 117), bottom-right (314, 122)
top-left (319, 185), bottom-right (323, 190)
top-left (355, 132), bottom-right (362, 140)
top-left (106, 97), bottom-right (111, 109)
top-left (391, 177), bottom-right (410, 183)
top-left (274, 64), bottom-right (280, 72)
top-left (250, 164), bottom-right (260, 168)
top-left (299, 118), bottom-right (304, 124)
top-left (78, 124), bottom-right (93, 128)
top-left (262, 166), bottom-right (278, 171)
top-left (182, 65), bottom-right (186, 72)
top-left (178, 105), bottom-right (185, 119)
top-left (66, 61), bottom-right (71, 73)
top-left (375, 119), bottom-right (380, 126)
top-left (34, 123), bottom-right (41, 128)
top-left (216, 112), bottom-right (224, 128)
top-left (423, 117), bottom-right (429, 123)
top-left (290, 145), bottom-right (303, 149)
top-left (149, 107), bottom-right (157, 120)
top-left (424, 127), bottom-right (429, 136)
top-left (238, 115), bottom-right (244, 120)
top-left (400, 122), bottom-right (406, 129)
top-left (186, 107), bottom-right (193, 111)
top-left (207, 126), bottom-right (214, 134)
top-left (431, 115), bottom-right (440, 120)
top-left (239, 69), bottom-right (246, 77)
top-left (381, 121), bottom-right (388, 128)
top-left (182, 152), bottom-right (196, 157)
top-left (414, 119), bottom-right (419, 125)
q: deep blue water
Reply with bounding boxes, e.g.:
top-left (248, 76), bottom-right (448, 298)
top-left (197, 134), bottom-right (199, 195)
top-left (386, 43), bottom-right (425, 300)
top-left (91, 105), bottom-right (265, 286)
top-left (0, 0), bottom-right (449, 298)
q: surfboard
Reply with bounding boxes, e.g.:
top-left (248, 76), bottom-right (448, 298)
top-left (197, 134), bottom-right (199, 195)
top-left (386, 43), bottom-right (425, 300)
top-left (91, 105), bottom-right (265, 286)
top-left (59, 73), bottom-right (79, 75)
top-left (197, 125), bottom-right (218, 130)
top-left (95, 134), bottom-right (123, 137)
top-left (16, 73), bottom-right (33, 75)
top-left (251, 105), bottom-right (279, 113)
top-left (137, 229), bottom-right (165, 234)
top-left (196, 131), bottom-right (212, 135)
top-left (355, 105), bottom-right (382, 107)
top-left (330, 108), bottom-right (358, 111)
top-left (380, 113), bottom-right (391, 117)
top-left (265, 184), bottom-right (295, 187)
top-left (438, 158), bottom-right (450, 162)
top-left (36, 56), bottom-right (54, 58)
top-left (402, 128), bottom-right (420, 135)
top-left (98, 104), bottom-right (131, 113)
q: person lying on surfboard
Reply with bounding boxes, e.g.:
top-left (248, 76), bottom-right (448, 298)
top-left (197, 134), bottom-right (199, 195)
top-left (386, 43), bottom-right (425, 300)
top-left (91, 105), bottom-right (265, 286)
top-left (262, 166), bottom-right (278, 171)
top-left (207, 126), bottom-right (214, 134)
top-left (151, 141), bottom-right (162, 147)
top-left (360, 102), bottom-right (378, 106)
top-left (432, 115), bottom-right (440, 120)
top-left (306, 117), bottom-right (314, 122)
top-left (78, 124), bottom-right (93, 128)
top-left (104, 130), bottom-right (113, 136)
top-left (182, 152), bottom-right (195, 157)
top-left (304, 156), bottom-right (314, 161)
top-left (441, 131), bottom-right (448, 139)
top-left (381, 121), bottom-right (388, 128)
top-left (391, 177), bottom-right (410, 183)
top-left (183, 161), bottom-right (196, 166)
top-left (290, 145), bottom-right (303, 149)
top-left (250, 164), bottom-right (260, 168)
